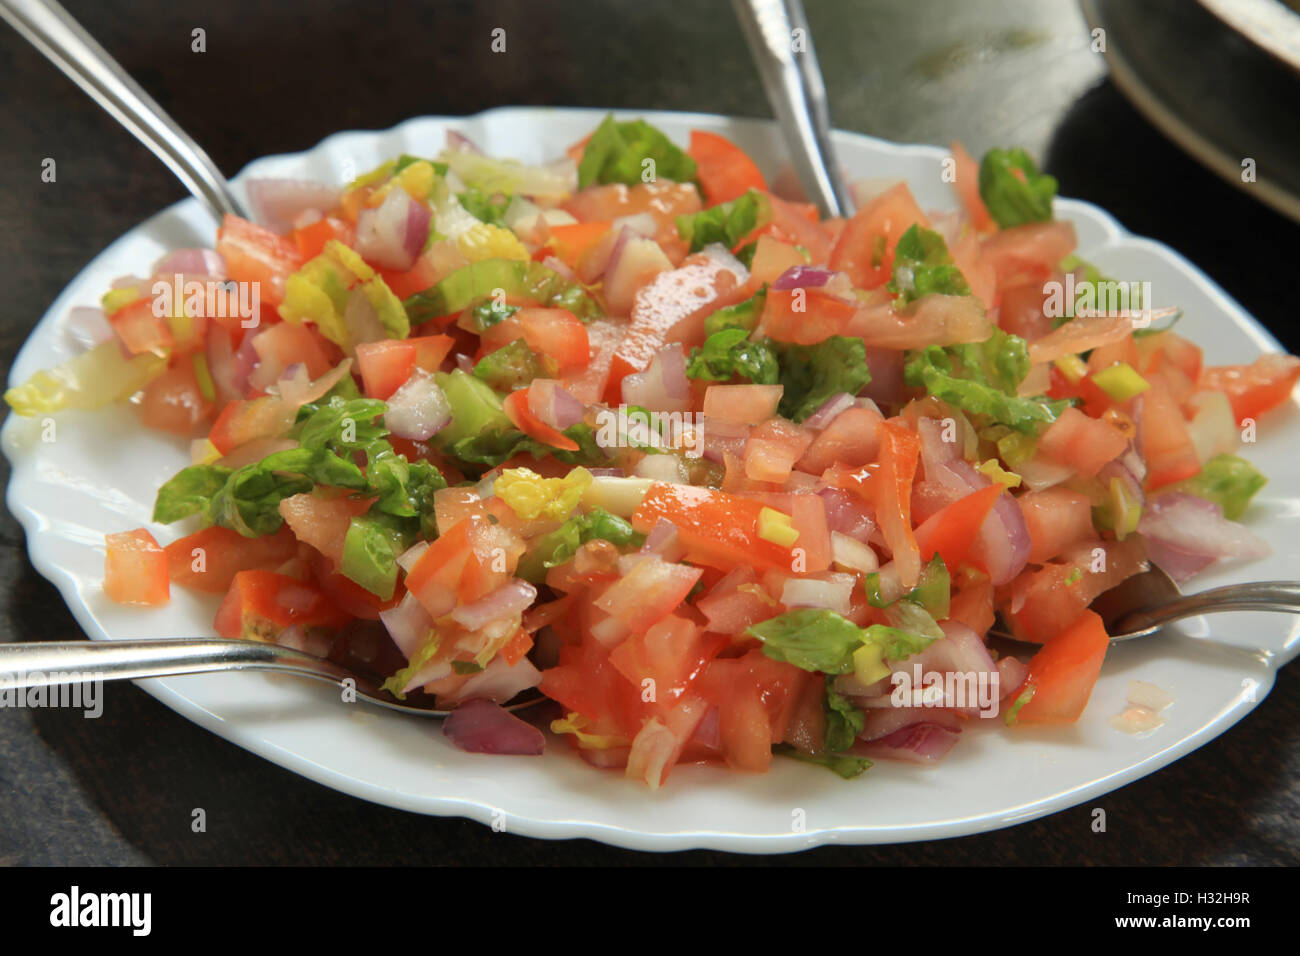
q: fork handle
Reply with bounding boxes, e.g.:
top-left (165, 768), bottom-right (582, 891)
top-left (0, 0), bottom-right (246, 221)
top-left (0, 638), bottom-right (354, 689)
top-left (1114, 581), bottom-right (1300, 637)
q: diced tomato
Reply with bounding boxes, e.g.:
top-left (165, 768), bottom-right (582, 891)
top-left (946, 577), bottom-right (994, 637)
top-left (502, 387), bottom-right (580, 451)
top-left (979, 220), bottom-right (1077, 286)
top-left (1018, 488), bottom-right (1098, 564)
top-left (355, 334), bottom-right (454, 398)
top-left (696, 573), bottom-right (777, 636)
top-left (516, 307), bottom-right (590, 372)
top-left (997, 277), bottom-right (1055, 342)
top-left (701, 384), bottom-right (783, 425)
top-left (625, 694), bottom-right (712, 788)
top-left (277, 492), bottom-right (375, 568)
top-left (164, 525), bottom-right (299, 594)
top-left (215, 214), bottom-right (303, 307)
top-left (594, 556), bottom-right (703, 634)
top-left (404, 517), bottom-right (478, 617)
top-left (1198, 353), bottom-right (1300, 425)
top-left (563, 181), bottom-right (702, 258)
top-left (547, 221), bottom-right (613, 269)
top-left (562, 317), bottom-right (626, 404)
top-left (688, 130), bottom-right (768, 205)
top-left (747, 235), bottom-right (807, 286)
top-left (1037, 406), bottom-right (1129, 478)
top-left (207, 395), bottom-right (298, 455)
top-left (606, 252), bottom-right (746, 399)
top-left (761, 288), bottom-right (857, 344)
top-left (139, 356), bottom-right (216, 435)
top-left (632, 483), bottom-right (803, 574)
top-left (829, 183), bottom-right (930, 289)
top-left (499, 627), bottom-right (534, 667)
top-left (1011, 609), bottom-right (1109, 724)
top-left (214, 569), bottom-right (350, 640)
top-left (1135, 378), bottom-right (1201, 488)
top-left (697, 649), bottom-right (811, 771)
top-left (291, 216), bottom-right (353, 261)
top-left (826, 420), bottom-right (922, 587)
top-left (316, 569), bottom-right (402, 620)
top-left (541, 639), bottom-right (643, 737)
top-left (1138, 331), bottom-right (1203, 383)
top-left (950, 141), bottom-right (994, 233)
top-left (912, 483), bottom-right (1004, 572)
top-left (796, 406), bottom-right (884, 473)
top-left (743, 418), bottom-right (812, 482)
top-left (108, 297), bottom-right (174, 355)
top-left (252, 319), bottom-right (336, 380)
top-left (759, 194), bottom-right (833, 265)
top-left (104, 528), bottom-right (169, 606)
top-left (1005, 538), bottom-right (1146, 643)
top-left (609, 614), bottom-right (726, 716)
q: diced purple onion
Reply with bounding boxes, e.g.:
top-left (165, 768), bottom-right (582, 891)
top-left (622, 345), bottom-right (691, 412)
top-left (772, 265), bottom-right (836, 290)
top-left (396, 540), bottom-right (429, 573)
top-left (379, 591), bottom-right (436, 660)
top-left (802, 392), bottom-right (856, 431)
top-left (817, 487), bottom-right (876, 542)
top-left (854, 722), bottom-right (962, 763)
top-left (1138, 493), bottom-right (1270, 583)
top-left (528, 379), bottom-right (585, 430)
top-left (541, 255), bottom-right (577, 281)
top-left (355, 186), bottom-right (430, 271)
top-left (443, 699), bottom-right (544, 756)
top-left (446, 129), bottom-right (483, 153)
top-left (449, 579), bottom-right (538, 633)
top-left (153, 248), bottom-right (227, 279)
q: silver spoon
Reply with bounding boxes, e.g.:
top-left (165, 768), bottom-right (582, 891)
top-left (732, 0), bottom-right (854, 218)
top-left (0, 0), bottom-right (246, 221)
top-left (990, 563), bottom-right (1300, 645)
top-left (0, 638), bottom-right (544, 718)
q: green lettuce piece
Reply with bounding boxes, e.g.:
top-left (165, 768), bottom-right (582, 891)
top-left (824, 683), bottom-right (866, 754)
top-left (676, 189), bottom-right (769, 253)
top-left (578, 115), bottom-right (697, 189)
top-left (381, 633), bottom-right (441, 700)
top-left (902, 554), bottom-right (950, 619)
top-left (862, 623), bottom-right (938, 661)
top-left (686, 328), bottom-right (780, 384)
top-left (153, 465), bottom-right (233, 524)
top-left (431, 370), bottom-right (513, 449)
top-left (904, 328), bottom-right (1069, 434)
top-left (465, 301), bottom-right (520, 332)
top-left (978, 147), bottom-right (1058, 229)
top-left (887, 225), bottom-right (970, 304)
top-left (776, 336), bottom-right (872, 422)
top-left (774, 745), bottom-right (872, 779)
top-left (393, 154), bottom-right (449, 177)
top-left (747, 609), bottom-right (868, 675)
top-left (704, 287), bottom-right (767, 336)
top-left (341, 516), bottom-right (402, 600)
top-left (515, 508), bottom-right (645, 583)
top-left (404, 258), bottom-right (599, 324)
top-left (1170, 453), bottom-right (1268, 521)
top-left (473, 339), bottom-right (547, 391)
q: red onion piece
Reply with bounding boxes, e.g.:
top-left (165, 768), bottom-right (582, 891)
top-left (153, 248), bottom-right (227, 279)
top-left (63, 306), bottom-right (114, 350)
top-left (996, 656), bottom-right (1030, 699)
top-left (610, 212), bottom-right (658, 238)
top-left (385, 368), bottom-right (452, 440)
top-left (781, 574), bottom-right (855, 615)
top-left (641, 519), bottom-right (683, 558)
top-left (455, 352), bottom-right (475, 374)
top-left (205, 324), bottom-right (243, 402)
top-left (855, 722), bottom-right (962, 763)
top-left (772, 265), bottom-right (837, 290)
top-left (233, 329), bottom-right (261, 393)
top-left (1138, 493), bottom-right (1270, 583)
top-left (802, 392), bottom-right (857, 430)
top-left (528, 379), bottom-right (585, 430)
top-left (246, 178), bottom-right (340, 234)
top-left (702, 417), bottom-right (750, 464)
top-left (444, 656), bottom-right (543, 706)
top-left (355, 186), bottom-right (429, 270)
top-left (698, 242), bottom-right (750, 283)
top-left (817, 487), bottom-right (877, 542)
top-left (443, 699), bottom-right (544, 756)
top-left (449, 579), bottom-right (538, 633)
top-left (541, 255), bottom-right (577, 282)
top-left (446, 129), bottom-right (483, 153)
top-left (278, 359), bottom-right (353, 407)
top-left (919, 446), bottom-right (1030, 585)
top-left (585, 467), bottom-right (625, 478)
top-left (856, 705), bottom-right (961, 742)
top-left (690, 705), bottom-right (721, 751)
top-left (396, 540), bottom-right (429, 573)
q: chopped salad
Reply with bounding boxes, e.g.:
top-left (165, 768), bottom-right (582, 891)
top-left (10, 116), bottom-right (1298, 787)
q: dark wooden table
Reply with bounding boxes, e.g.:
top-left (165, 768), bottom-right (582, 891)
top-left (2, 0), bottom-right (1296, 866)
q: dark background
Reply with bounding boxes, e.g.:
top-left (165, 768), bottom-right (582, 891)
top-left (1, 0), bottom-right (1296, 865)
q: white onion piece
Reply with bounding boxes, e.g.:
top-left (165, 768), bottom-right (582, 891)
top-left (379, 591), bottom-right (436, 660)
top-left (63, 306), bottom-right (114, 350)
top-left (611, 211), bottom-right (658, 237)
top-left (153, 248), bottom-right (227, 279)
top-left (355, 187), bottom-right (431, 270)
top-left (699, 242), bottom-right (750, 283)
top-left (1016, 455), bottom-right (1076, 492)
top-left (634, 453), bottom-right (687, 482)
top-left (830, 531), bottom-right (879, 573)
top-left (278, 358), bottom-right (353, 407)
top-left (385, 368), bottom-right (452, 440)
top-left (246, 178), bottom-right (340, 234)
top-left (622, 345), bottom-right (692, 413)
top-left (450, 579), bottom-right (538, 633)
top-left (396, 540), bottom-right (429, 573)
top-left (781, 575), bottom-right (855, 615)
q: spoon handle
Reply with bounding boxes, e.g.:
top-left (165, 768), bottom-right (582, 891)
top-left (0, 638), bottom-right (355, 690)
top-left (732, 0), bottom-right (854, 218)
top-left (1115, 580), bottom-right (1300, 637)
top-left (0, 0), bottom-right (246, 221)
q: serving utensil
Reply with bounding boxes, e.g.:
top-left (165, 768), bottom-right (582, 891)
top-left (0, 638), bottom-right (544, 717)
top-left (0, 0), bottom-right (246, 220)
top-left (991, 563), bottom-right (1300, 646)
top-left (732, 0), bottom-right (854, 217)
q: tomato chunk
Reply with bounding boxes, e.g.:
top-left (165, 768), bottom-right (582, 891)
top-left (105, 528), bottom-right (169, 606)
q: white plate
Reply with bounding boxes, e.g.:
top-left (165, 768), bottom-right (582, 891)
top-left (4, 107), bottom-right (1298, 853)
